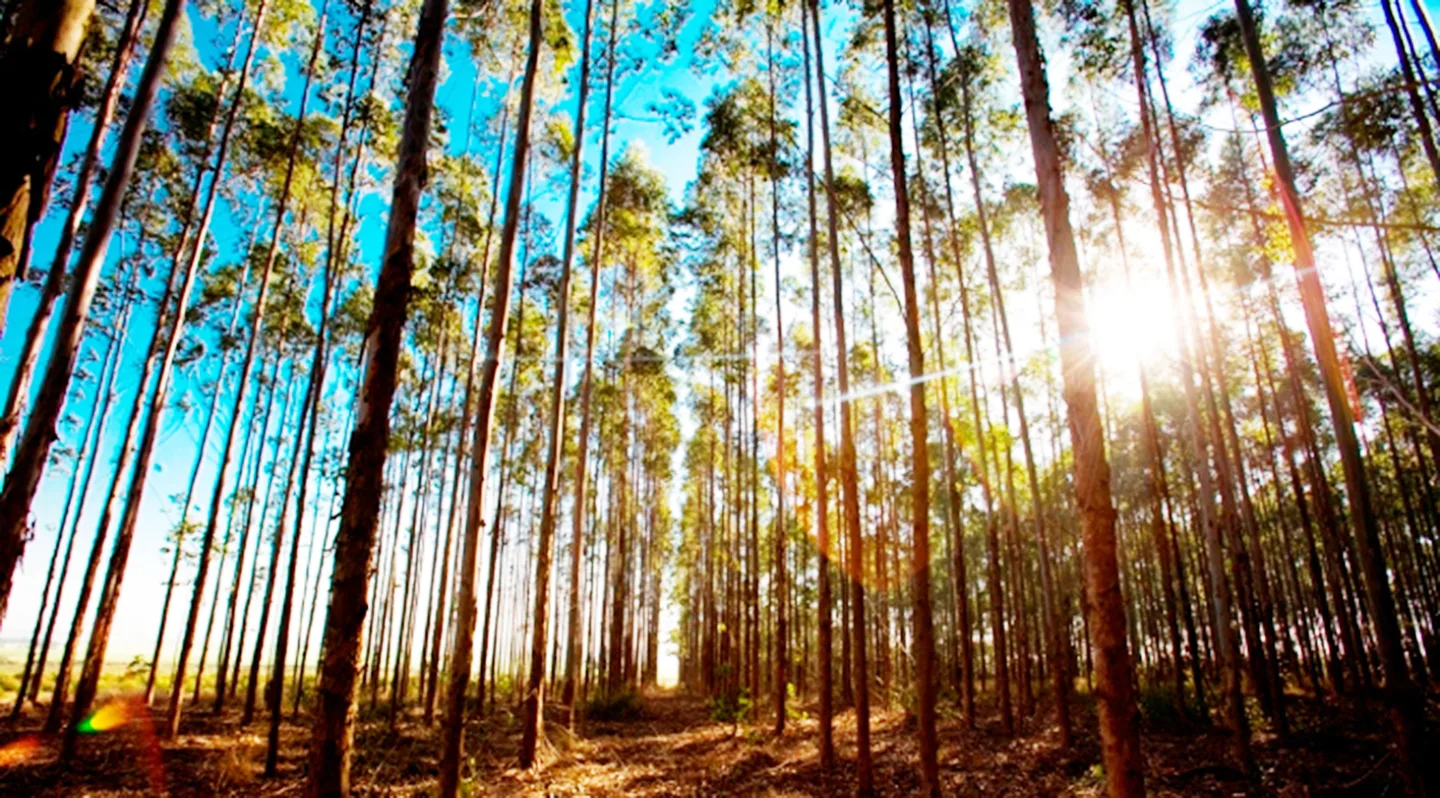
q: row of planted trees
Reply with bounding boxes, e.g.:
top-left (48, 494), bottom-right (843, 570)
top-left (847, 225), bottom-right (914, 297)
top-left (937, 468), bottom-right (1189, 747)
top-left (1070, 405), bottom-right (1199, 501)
top-left (669, 0), bottom-right (1440, 793)
top-left (0, 0), bottom-right (686, 788)
top-left (0, 0), bottom-right (1437, 794)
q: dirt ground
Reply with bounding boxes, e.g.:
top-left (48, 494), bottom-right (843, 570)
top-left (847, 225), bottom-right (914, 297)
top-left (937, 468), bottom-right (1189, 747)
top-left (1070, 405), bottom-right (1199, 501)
top-left (0, 687), bottom-right (1424, 795)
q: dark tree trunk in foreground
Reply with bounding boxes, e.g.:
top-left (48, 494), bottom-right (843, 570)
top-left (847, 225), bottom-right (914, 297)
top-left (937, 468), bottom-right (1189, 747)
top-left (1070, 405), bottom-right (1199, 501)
top-left (0, 0), bottom-right (95, 343)
top-left (303, 0), bottom-right (448, 791)
top-left (0, 0), bottom-right (143, 467)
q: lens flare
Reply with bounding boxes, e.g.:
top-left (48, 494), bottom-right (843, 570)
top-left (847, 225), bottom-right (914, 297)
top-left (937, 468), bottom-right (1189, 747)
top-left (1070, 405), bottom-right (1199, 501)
top-left (77, 700), bottom-right (131, 733)
top-left (0, 736), bottom-right (41, 766)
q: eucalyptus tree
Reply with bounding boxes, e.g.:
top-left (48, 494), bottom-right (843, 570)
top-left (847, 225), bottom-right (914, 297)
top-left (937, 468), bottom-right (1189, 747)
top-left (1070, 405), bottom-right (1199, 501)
top-left (799, 0), bottom-right (833, 768)
top-left (810, 0), bottom-right (873, 785)
top-left (563, 0), bottom-right (622, 722)
top-left (1004, 0), bottom-right (1144, 793)
top-left (0, 0), bottom-right (96, 337)
top-left (518, 0), bottom-right (599, 762)
top-left (439, 0), bottom-right (543, 789)
top-left (1232, 0), bottom-right (1428, 788)
top-left (9, 221), bottom-right (144, 722)
top-left (305, 0), bottom-right (449, 791)
top-left (877, 0), bottom-right (938, 786)
top-left (942, 33), bottom-right (1011, 735)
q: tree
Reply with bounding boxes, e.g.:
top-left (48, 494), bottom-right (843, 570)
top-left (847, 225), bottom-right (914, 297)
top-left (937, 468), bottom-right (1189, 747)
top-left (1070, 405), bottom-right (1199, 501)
top-left (0, 0), bottom-right (96, 337)
top-left (520, 0), bottom-right (595, 765)
top-left (304, 0), bottom-right (448, 790)
top-left (879, 0), bottom-right (938, 790)
top-left (1003, 0), bottom-right (1144, 793)
top-left (811, 0), bottom-right (873, 787)
top-left (438, 0), bottom-right (541, 790)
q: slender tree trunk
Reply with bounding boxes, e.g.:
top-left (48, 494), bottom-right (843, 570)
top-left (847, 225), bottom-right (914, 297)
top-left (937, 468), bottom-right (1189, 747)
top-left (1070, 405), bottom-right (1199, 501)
top-left (303, 0), bottom-right (447, 791)
top-left (437, 0), bottom-right (539, 792)
top-left (37, 96), bottom-right (179, 750)
top-left (801, 0), bottom-right (833, 768)
top-left (811, 0), bottom-right (872, 787)
top-left (519, 0), bottom-right (598, 764)
top-left (563, 0), bottom-right (619, 722)
top-left (215, 356), bottom-right (282, 710)
top-left (1004, 0), bottom-right (1143, 793)
top-left (765, 15), bottom-right (790, 736)
top-left (879, 0), bottom-right (937, 788)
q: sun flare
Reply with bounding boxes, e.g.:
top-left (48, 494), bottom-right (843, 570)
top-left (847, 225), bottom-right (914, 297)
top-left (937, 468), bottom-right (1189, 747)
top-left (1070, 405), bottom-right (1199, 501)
top-left (1085, 273), bottom-right (1180, 374)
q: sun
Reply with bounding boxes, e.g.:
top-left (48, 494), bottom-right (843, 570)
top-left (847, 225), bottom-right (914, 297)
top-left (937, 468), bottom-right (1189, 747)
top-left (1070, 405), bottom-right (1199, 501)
top-left (1084, 272), bottom-right (1181, 376)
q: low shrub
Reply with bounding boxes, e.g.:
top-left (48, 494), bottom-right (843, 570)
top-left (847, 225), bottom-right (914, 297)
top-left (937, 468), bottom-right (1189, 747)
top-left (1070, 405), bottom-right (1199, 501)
top-left (587, 689), bottom-right (643, 721)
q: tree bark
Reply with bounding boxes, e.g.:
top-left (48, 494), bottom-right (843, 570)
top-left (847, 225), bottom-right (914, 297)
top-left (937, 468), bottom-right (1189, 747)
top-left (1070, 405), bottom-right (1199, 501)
top-left (437, 0), bottom-right (539, 791)
top-left (0, 0), bottom-right (95, 340)
top-left (811, 0), bottom-right (871, 788)
top-left (519, 0), bottom-right (598, 764)
top-left (1004, 0), bottom-right (1144, 793)
top-left (801, 0), bottom-right (833, 769)
top-left (880, 0), bottom-right (937, 789)
top-left (303, 0), bottom-right (447, 791)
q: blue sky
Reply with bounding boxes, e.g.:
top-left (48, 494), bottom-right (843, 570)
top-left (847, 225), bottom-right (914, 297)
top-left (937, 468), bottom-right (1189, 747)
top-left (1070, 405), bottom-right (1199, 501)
top-left (0, 0), bottom-right (772, 668)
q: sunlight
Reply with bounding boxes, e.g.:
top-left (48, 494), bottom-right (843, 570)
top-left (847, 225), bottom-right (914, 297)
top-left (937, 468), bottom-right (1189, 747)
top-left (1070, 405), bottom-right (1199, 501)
top-left (1085, 271), bottom-right (1181, 375)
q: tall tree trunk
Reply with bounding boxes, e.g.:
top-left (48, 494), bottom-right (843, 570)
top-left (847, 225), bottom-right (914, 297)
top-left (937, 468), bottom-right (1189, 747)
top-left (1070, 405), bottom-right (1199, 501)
top-left (957, 67), bottom-right (1012, 739)
top-left (519, 0), bottom-right (598, 764)
top-left (263, 7), bottom-right (337, 770)
top-left (10, 256), bottom-right (133, 722)
top-left (1004, 0), bottom-right (1143, 793)
top-left (437, 0), bottom-right (539, 792)
top-left (0, 0), bottom-right (143, 467)
top-left (801, 0), bottom-right (833, 769)
top-left (303, 0), bottom-right (447, 791)
top-left (0, 0), bottom-right (95, 340)
top-left (215, 356), bottom-right (282, 710)
top-left (812, 0), bottom-right (872, 788)
top-left (563, 0), bottom-right (620, 723)
top-left (880, 0), bottom-right (937, 789)
top-left (1233, 1), bottom-right (1428, 790)
top-left (46, 238), bottom-right (171, 737)
top-left (766, 15), bottom-right (790, 737)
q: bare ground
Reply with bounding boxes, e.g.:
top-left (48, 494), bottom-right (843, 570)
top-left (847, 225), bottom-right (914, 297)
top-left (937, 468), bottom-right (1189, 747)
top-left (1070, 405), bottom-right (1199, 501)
top-left (0, 686), bottom-right (1425, 795)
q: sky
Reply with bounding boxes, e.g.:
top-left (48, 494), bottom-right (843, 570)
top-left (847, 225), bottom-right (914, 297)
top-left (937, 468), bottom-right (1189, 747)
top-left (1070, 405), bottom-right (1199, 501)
top-left (1, 0), bottom-right (1438, 694)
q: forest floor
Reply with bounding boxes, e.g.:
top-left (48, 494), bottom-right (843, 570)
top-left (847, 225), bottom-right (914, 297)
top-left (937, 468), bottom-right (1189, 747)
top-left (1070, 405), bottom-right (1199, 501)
top-left (0, 683), bottom-right (1426, 796)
